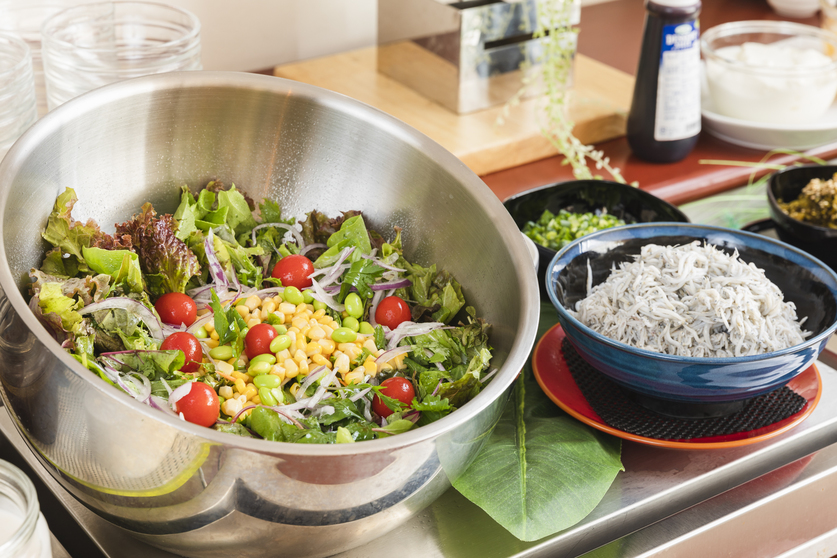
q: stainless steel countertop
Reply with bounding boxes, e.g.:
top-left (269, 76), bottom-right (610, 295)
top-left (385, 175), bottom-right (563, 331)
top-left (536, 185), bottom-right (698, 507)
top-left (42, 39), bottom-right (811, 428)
top-left (4, 354), bottom-right (837, 558)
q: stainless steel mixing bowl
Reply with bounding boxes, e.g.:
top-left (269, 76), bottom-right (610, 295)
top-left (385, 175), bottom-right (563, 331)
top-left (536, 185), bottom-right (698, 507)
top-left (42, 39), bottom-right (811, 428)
top-left (0, 72), bottom-right (539, 557)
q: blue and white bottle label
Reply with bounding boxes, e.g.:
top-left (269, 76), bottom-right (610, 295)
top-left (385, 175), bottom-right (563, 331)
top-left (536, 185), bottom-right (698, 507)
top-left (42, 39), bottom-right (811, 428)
top-left (654, 20), bottom-right (701, 142)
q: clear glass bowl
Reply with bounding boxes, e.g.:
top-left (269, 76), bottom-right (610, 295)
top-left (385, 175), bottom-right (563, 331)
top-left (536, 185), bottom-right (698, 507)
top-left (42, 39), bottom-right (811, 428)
top-left (41, 1), bottom-right (201, 110)
top-left (822, 0), bottom-right (837, 36)
top-left (0, 31), bottom-right (37, 162)
top-left (701, 20), bottom-right (837, 125)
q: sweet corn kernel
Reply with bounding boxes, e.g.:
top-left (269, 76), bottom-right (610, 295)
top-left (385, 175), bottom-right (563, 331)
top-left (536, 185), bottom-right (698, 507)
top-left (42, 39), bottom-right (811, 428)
top-left (338, 343), bottom-right (359, 360)
top-left (308, 326), bottom-right (326, 340)
top-left (296, 336), bottom-right (307, 352)
top-left (252, 395), bottom-right (261, 405)
top-left (363, 356), bottom-right (377, 375)
top-left (234, 378), bottom-right (247, 393)
top-left (286, 331), bottom-right (297, 346)
top-left (259, 308), bottom-right (270, 321)
top-left (295, 303), bottom-right (308, 315)
top-left (203, 321), bottom-right (215, 332)
top-left (279, 302), bottom-right (296, 315)
top-left (284, 359), bottom-right (299, 376)
top-left (205, 339), bottom-right (219, 349)
top-left (297, 359), bottom-right (309, 376)
top-left (275, 349), bottom-right (291, 361)
top-left (363, 339), bottom-right (377, 352)
top-left (245, 295), bottom-right (261, 311)
top-left (299, 325), bottom-right (311, 340)
top-left (246, 317), bottom-right (261, 328)
top-left (317, 338), bottom-right (336, 355)
top-left (216, 360), bottom-right (234, 376)
top-left (237, 394), bottom-right (247, 405)
top-left (321, 325), bottom-right (334, 339)
top-left (289, 383), bottom-right (301, 397)
top-left (334, 353), bottom-right (350, 374)
top-left (244, 385), bottom-right (258, 399)
top-left (394, 354), bottom-right (407, 370)
top-left (263, 300), bottom-right (276, 314)
top-left (222, 398), bottom-right (242, 416)
top-left (344, 369), bottom-right (364, 385)
top-left (312, 309), bottom-right (326, 320)
top-left (219, 385), bottom-right (234, 399)
top-left (305, 342), bottom-right (322, 357)
top-left (311, 354), bottom-right (332, 369)
top-left (291, 316), bottom-right (308, 330)
top-left (236, 305), bottom-right (250, 319)
top-left (293, 349), bottom-right (307, 362)
top-left (270, 364), bottom-right (285, 381)
top-left (210, 330), bottom-right (220, 341)
top-left (273, 311), bottom-right (286, 324)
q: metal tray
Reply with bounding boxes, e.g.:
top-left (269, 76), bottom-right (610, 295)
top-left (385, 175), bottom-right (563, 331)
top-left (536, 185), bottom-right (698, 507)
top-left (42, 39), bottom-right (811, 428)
top-left (4, 354), bottom-right (837, 558)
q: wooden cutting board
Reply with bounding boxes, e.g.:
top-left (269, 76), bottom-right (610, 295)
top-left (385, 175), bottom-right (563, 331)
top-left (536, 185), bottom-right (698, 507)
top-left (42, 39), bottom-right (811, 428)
top-left (274, 43), bottom-right (634, 176)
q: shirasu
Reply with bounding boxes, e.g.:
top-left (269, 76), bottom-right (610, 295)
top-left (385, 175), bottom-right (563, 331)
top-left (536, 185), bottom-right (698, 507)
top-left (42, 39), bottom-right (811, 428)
top-left (570, 241), bottom-right (811, 357)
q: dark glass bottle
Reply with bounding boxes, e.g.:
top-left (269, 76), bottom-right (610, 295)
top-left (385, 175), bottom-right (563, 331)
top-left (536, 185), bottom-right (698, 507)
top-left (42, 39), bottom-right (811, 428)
top-left (627, 0), bottom-right (702, 163)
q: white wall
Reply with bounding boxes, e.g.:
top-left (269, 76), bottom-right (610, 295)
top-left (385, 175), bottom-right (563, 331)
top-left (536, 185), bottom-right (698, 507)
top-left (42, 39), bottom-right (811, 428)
top-left (166, 0), bottom-right (377, 71)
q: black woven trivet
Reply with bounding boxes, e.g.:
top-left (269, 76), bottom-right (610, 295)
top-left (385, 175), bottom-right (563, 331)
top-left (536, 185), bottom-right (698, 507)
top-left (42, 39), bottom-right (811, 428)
top-left (560, 338), bottom-right (808, 440)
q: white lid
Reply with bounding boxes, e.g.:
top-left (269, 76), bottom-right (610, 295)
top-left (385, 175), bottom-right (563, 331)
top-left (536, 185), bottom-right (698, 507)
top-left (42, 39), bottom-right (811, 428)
top-left (650, 0), bottom-right (700, 8)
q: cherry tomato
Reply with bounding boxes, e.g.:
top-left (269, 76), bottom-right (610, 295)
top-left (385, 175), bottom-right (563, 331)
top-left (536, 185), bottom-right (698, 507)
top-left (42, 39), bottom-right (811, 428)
top-left (160, 332), bottom-right (203, 373)
top-left (172, 382), bottom-right (220, 427)
top-left (375, 296), bottom-right (411, 330)
top-left (245, 323), bottom-right (278, 360)
top-left (271, 254), bottom-right (315, 289)
top-left (372, 377), bottom-right (415, 418)
top-left (155, 292), bottom-right (197, 326)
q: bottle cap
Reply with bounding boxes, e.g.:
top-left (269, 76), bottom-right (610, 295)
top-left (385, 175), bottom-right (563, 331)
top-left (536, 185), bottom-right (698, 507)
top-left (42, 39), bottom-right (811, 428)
top-left (649, 0), bottom-right (699, 7)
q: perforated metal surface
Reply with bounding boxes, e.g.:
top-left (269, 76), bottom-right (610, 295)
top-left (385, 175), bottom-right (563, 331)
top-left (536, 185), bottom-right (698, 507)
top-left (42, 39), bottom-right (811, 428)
top-left (561, 339), bottom-right (807, 441)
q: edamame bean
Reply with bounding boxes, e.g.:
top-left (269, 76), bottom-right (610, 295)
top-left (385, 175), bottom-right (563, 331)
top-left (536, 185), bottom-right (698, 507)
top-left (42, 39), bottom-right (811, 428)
top-left (283, 286), bottom-right (304, 306)
top-left (358, 321), bottom-right (374, 335)
top-left (342, 317), bottom-right (360, 332)
top-left (254, 374), bottom-right (281, 389)
top-left (302, 290), bottom-right (314, 304)
top-left (194, 326), bottom-right (209, 339)
top-left (248, 361), bottom-right (272, 376)
top-left (269, 334), bottom-right (292, 353)
top-left (259, 387), bottom-right (278, 406)
top-left (312, 300), bottom-right (326, 311)
top-left (272, 324), bottom-right (288, 335)
top-left (331, 327), bottom-right (358, 343)
top-left (209, 345), bottom-right (233, 360)
top-left (345, 293), bottom-right (363, 319)
top-left (250, 353), bottom-right (277, 366)
top-left (271, 387), bottom-right (285, 405)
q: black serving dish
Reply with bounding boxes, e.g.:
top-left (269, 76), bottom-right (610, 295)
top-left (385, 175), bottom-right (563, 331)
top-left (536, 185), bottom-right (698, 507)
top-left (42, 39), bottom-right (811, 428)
top-left (768, 165), bottom-right (837, 271)
top-left (503, 180), bottom-right (690, 299)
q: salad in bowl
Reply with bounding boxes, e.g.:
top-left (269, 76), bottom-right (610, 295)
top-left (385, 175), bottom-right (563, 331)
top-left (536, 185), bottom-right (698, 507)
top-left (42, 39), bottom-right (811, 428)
top-left (30, 182), bottom-right (494, 444)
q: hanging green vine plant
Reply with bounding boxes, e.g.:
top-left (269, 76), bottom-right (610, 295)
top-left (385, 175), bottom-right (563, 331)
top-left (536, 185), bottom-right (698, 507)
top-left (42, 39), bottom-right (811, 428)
top-left (501, 0), bottom-right (626, 183)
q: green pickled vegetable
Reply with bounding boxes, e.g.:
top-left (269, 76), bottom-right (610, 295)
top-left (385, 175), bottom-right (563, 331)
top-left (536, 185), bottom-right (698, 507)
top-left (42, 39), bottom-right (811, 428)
top-left (522, 209), bottom-right (626, 251)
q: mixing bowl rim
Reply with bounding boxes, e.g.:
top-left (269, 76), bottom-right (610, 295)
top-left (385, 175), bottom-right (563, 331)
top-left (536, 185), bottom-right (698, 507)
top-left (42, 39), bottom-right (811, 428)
top-left (545, 222), bottom-right (837, 365)
top-left (767, 164), bottom-right (837, 235)
top-left (700, 20), bottom-right (837, 76)
top-left (0, 70), bottom-right (540, 455)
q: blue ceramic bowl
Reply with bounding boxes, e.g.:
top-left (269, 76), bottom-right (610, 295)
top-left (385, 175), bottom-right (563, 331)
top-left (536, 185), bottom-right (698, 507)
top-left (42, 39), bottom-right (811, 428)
top-left (546, 223), bottom-right (837, 407)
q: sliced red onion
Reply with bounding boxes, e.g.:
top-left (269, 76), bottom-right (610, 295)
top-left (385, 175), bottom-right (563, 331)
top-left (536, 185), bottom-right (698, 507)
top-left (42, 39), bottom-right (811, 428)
top-left (307, 367), bottom-right (340, 409)
top-left (360, 254), bottom-right (405, 272)
top-left (349, 387), bottom-right (372, 402)
top-left (376, 345), bottom-right (415, 365)
top-left (309, 277), bottom-right (345, 313)
top-left (248, 286), bottom-right (286, 299)
top-left (368, 290), bottom-right (385, 327)
top-left (431, 379), bottom-right (443, 397)
top-left (187, 283), bottom-right (214, 298)
top-left (78, 298), bottom-right (164, 342)
top-left (300, 242), bottom-right (326, 256)
top-left (186, 314), bottom-right (214, 336)
top-left (250, 222), bottom-right (304, 249)
top-left (386, 322), bottom-right (448, 350)
top-left (312, 405), bottom-right (335, 418)
top-left (370, 279), bottom-right (411, 291)
top-left (361, 399), bottom-right (373, 422)
top-left (160, 378), bottom-right (173, 397)
top-left (480, 368), bottom-right (498, 383)
top-left (168, 381), bottom-right (193, 411)
top-left (149, 395), bottom-right (179, 416)
top-left (230, 404), bottom-right (257, 424)
top-left (204, 231), bottom-right (229, 291)
top-left (299, 366), bottom-right (327, 393)
top-left (314, 247), bottom-right (355, 287)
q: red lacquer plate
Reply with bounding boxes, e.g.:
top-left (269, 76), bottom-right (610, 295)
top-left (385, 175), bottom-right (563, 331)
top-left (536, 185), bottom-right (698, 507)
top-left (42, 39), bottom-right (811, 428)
top-left (532, 324), bottom-right (822, 449)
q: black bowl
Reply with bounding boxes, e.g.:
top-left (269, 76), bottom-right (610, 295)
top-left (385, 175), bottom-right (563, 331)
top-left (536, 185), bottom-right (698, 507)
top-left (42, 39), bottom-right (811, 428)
top-left (503, 180), bottom-right (690, 299)
top-left (768, 165), bottom-right (837, 271)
